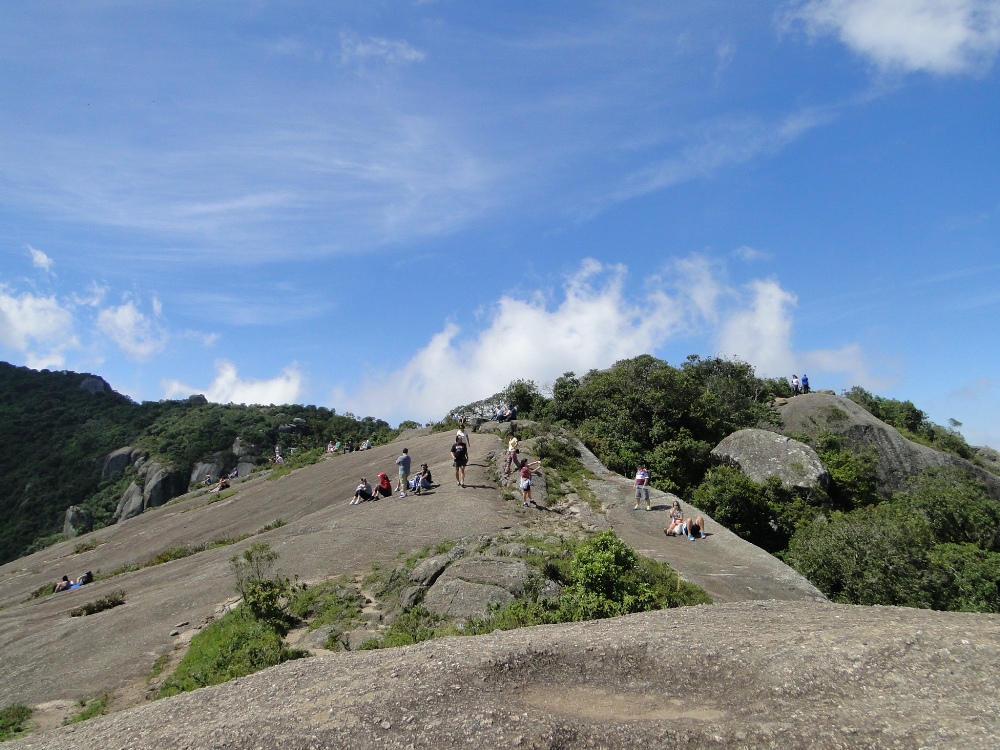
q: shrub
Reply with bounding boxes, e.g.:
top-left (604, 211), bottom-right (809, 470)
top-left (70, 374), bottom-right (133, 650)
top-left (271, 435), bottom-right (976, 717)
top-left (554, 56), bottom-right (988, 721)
top-left (556, 531), bottom-right (657, 620)
top-left (925, 543), bottom-right (1000, 613)
top-left (782, 505), bottom-right (934, 607)
top-left (0, 703), bottom-right (32, 741)
top-left (66, 694), bottom-right (109, 724)
top-left (157, 609), bottom-right (308, 697)
top-left (70, 590), bottom-right (126, 617)
top-left (891, 467), bottom-right (1000, 552)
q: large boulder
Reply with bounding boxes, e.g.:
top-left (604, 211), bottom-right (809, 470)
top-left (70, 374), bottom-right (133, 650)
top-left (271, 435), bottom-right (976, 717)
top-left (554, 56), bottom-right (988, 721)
top-left (142, 463), bottom-right (185, 509)
top-left (776, 393), bottom-right (1000, 500)
top-left (114, 482), bottom-right (145, 521)
top-left (421, 578), bottom-right (515, 620)
top-left (190, 456), bottom-right (227, 486)
top-left (422, 556), bottom-right (531, 619)
top-left (62, 505), bottom-right (91, 537)
top-left (78, 376), bottom-right (108, 394)
top-left (711, 429), bottom-right (829, 490)
top-left (974, 446), bottom-right (1000, 477)
top-left (102, 447), bottom-right (141, 480)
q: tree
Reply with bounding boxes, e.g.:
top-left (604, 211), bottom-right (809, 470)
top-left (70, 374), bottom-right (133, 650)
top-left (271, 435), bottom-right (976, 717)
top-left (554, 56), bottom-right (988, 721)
top-left (782, 505), bottom-right (934, 607)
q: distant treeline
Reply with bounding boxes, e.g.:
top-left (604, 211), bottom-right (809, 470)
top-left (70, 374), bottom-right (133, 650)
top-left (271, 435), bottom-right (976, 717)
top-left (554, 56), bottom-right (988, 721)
top-left (0, 362), bottom-right (398, 565)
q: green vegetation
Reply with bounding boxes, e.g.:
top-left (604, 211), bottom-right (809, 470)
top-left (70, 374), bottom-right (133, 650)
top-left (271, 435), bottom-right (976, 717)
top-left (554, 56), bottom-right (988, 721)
top-left (360, 531), bottom-right (709, 650)
top-left (73, 537), bottom-right (107, 555)
top-left (96, 520), bottom-right (286, 583)
top-left (157, 543), bottom-right (308, 698)
top-left (70, 590), bottom-right (125, 617)
top-left (0, 703), bottom-right (32, 742)
top-left (782, 467), bottom-right (1000, 611)
top-left (0, 362), bottom-right (400, 565)
top-left (65, 694), bottom-right (109, 724)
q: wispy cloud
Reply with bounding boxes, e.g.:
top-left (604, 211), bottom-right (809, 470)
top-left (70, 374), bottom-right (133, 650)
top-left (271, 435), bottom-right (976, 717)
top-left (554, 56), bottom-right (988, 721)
top-left (339, 32), bottom-right (426, 66)
top-left (163, 360), bottom-right (303, 405)
top-left (610, 107), bottom-right (836, 205)
top-left (27, 245), bottom-right (54, 274)
top-left (783, 0), bottom-right (1000, 75)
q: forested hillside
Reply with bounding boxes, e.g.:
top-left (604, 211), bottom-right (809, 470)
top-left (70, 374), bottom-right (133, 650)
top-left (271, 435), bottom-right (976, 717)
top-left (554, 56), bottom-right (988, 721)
top-left (0, 363), bottom-right (398, 565)
top-left (453, 354), bottom-right (1000, 612)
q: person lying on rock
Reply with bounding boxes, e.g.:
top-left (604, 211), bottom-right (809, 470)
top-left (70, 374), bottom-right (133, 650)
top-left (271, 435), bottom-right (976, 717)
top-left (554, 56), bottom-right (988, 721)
top-left (664, 502), bottom-right (706, 540)
top-left (56, 571), bottom-right (94, 591)
top-left (208, 477), bottom-right (230, 493)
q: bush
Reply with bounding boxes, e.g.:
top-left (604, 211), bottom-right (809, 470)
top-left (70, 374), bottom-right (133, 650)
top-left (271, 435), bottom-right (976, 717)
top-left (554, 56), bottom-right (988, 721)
top-left (925, 543), bottom-right (1000, 613)
top-left (891, 467), bottom-right (1000, 552)
top-left (70, 590), bottom-right (126, 617)
top-left (0, 703), bottom-right (32, 741)
top-left (556, 531), bottom-right (657, 620)
top-left (157, 609), bottom-right (308, 697)
top-left (783, 505), bottom-right (934, 607)
top-left (815, 433), bottom-right (881, 508)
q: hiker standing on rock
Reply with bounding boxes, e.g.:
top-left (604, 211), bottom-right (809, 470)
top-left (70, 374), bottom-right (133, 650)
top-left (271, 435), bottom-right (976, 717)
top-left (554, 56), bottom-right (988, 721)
top-left (504, 437), bottom-right (520, 476)
top-left (791, 374), bottom-right (801, 396)
top-left (451, 434), bottom-right (469, 487)
top-left (801, 374), bottom-right (810, 394)
top-left (395, 448), bottom-right (411, 498)
top-left (519, 458), bottom-right (542, 507)
top-left (633, 464), bottom-right (651, 511)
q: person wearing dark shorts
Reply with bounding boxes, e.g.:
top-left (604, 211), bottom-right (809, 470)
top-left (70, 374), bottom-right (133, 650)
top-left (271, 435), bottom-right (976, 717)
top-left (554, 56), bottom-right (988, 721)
top-left (451, 434), bottom-right (469, 487)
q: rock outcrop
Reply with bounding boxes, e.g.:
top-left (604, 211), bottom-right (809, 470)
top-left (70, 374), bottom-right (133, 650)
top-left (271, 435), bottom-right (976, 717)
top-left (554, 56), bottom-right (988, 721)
top-left (776, 392), bottom-right (1000, 499)
top-left (710, 429), bottom-right (829, 490)
top-left (113, 482), bottom-right (145, 521)
top-left (77, 376), bottom-right (108, 394)
top-left (101, 446), bottom-right (141, 480)
top-left (61, 506), bottom-right (90, 538)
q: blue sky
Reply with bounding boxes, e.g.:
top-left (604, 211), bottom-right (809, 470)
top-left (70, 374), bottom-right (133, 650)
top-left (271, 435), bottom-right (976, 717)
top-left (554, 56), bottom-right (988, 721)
top-left (1, 1), bottom-right (999, 445)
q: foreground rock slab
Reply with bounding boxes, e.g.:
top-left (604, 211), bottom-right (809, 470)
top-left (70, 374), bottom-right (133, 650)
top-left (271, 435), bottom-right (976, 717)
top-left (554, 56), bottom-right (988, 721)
top-left (11, 601), bottom-right (999, 750)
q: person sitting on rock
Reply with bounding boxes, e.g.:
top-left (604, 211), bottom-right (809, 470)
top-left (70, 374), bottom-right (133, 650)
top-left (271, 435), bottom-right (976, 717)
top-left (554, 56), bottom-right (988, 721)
top-left (208, 476), bottom-right (230, 493)
top-left (664, 500), bottom-right (684, 535)
top-left (66, 571), bottom-right (94, 590)
top-left (498, 406), bottom-right (518, 423)
top-left (359, 438), bottom-right (372, 451)
top-left (408, 464), bottom-right (433, 494)
top-left (373, 472), bottom-right (393, 499)
top-left (350, 477), bottom-right (373, 505)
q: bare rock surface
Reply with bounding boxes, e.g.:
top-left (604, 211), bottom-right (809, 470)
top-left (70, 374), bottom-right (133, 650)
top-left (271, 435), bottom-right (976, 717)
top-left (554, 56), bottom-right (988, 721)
top-left (9, 601), bottom-right (1000, 750)
top-left (710, 428), bottom-right (829, 489)
top-left (574, 442), bottom-right (826, 604)
top-left (776, 392), bottom-right (1000, 499)
top-left (0, 422), bottom-right (907, 748)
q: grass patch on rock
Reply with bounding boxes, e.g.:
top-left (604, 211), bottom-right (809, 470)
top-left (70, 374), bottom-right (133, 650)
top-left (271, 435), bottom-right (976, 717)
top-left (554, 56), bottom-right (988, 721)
top-left (65, 694), bottom-right (109, 725)
top-left (0, 703), bottom-right (32, 742)
top-left (69, 590), bottom-right (125, 617)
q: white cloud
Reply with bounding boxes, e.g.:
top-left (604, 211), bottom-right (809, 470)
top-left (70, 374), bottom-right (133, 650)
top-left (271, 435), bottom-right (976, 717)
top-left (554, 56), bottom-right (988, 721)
top-left (342, 260), bottom-right (703, 421)
top-left (733, 245), bottom-right (772, 262)
top-left (27, 245), bottom-right (53, 273)
top-left (71, 282), bottom-right (108, 307)
top-left (163, 360), bottom-right (303, 405)
top-left (785, 0), bottom-right (1000, 75)
top-left (714, 278), bottom-right (879, 388)
top-left (97, 299), bottom-right (167, 361)
top-left (0, 287), bottom-right (76, 368)
top-left (346, 257), bottom-right (852, 422)
top-left (340, 33), bottom-right (426, 66)
top-left (613, 107), bottom-right (835, 204)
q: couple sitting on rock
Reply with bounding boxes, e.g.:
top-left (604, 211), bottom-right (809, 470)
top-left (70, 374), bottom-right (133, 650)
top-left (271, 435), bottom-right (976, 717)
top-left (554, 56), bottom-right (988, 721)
top-left (664, 500), bottom-right (706, 541)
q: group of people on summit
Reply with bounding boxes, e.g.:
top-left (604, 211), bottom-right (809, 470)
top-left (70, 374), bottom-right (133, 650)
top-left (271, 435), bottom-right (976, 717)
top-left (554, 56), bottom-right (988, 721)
top-left (348, 429), bottom-right (473, 505)
top-left (790, 374), bottom-right (810, 395)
